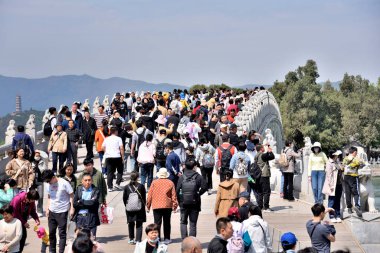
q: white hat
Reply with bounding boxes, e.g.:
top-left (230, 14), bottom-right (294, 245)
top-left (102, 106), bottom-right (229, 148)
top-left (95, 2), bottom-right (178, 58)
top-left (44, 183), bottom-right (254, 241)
top-left (332, 150), bottom-right (342, 156)
top-left (220, 123), bottom-right (228, 128)
top-left (312, 142), bottom-right (322, 149)
top-left (157, 168), bottom-right (170, 179)
top-left (155, 115), bottom-right (167, 125)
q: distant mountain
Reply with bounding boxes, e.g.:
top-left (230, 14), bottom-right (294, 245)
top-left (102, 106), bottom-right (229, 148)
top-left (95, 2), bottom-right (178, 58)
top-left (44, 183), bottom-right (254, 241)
top-left (0, 74), bottom-right (187, 116)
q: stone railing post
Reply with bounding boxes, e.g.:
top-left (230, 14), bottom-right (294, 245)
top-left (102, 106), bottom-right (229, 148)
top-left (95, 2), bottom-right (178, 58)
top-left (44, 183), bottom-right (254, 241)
top-left (25, 114), bottom-right (36, 144)
top-left (103, 95), bottom-right (110, 111)
top-left (93, 96), bottom-right (100, 114)
top-left (5, 120), bottom-right (16, 145)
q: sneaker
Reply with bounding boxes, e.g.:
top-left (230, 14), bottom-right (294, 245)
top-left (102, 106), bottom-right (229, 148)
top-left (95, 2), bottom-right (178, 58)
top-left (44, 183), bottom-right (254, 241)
top-left (128, 239), bottom-right (136, 245)
top-left (348, 208), bottom-right (353, 214)
top-left (37, 212), bottom-right (44, 217)
top-left (288, 197), bottom-right (295, 202)
top-left (263, 208), bottom-right (273, 213)
top-left (108, 188), bottom-right (115, 192)
top-left (353, 206), bottom-right (363, 218)
top-left (330, 218), bottom-right (337, 223)
top-left (114, 185), bottom-right (122, 190)
top-left (163, 239), bottom-right (172, 245)
top-left (336, 218), bottom-right (342, 223)
top-left (208, 189), bottom-right (212, 195)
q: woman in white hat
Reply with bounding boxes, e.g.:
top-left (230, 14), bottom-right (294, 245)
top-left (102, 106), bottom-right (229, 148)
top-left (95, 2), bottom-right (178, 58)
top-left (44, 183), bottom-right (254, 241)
top-left (155, 115), bottom-right (174, 136)
top-left (322, 150), bottom-right (344, 223)
top-left (146, 168), bottom-right (178, 244)
top-left (308, 142), bottom-right (328, 204)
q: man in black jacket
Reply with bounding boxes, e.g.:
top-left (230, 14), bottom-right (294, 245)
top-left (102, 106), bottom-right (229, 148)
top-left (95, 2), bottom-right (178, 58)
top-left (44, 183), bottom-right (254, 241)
top-left (176, 159), bottom-right (207, 239)
top-left (207, 217), bottom-right (233, 253)
top-left (82, 110), bottom-right (97, 159)
top-left (73, 173), bottom-right (100, 239)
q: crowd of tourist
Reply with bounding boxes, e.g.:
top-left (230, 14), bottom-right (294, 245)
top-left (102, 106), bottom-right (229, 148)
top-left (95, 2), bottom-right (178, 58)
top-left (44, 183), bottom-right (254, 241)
top-left (0, 87), bottom-right (362, 253)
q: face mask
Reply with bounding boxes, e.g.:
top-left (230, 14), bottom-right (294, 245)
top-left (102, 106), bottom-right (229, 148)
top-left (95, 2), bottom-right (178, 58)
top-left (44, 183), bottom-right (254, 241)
top-left (313, 148), bottom-right (319, 153)
top-left (34, 156), bottom-right (41, 161)
top-left (149, 238), bottom-right (159, 244)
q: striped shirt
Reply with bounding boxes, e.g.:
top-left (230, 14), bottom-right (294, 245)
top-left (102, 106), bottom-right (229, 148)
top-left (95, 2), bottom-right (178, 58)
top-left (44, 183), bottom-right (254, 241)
top-left (94, 113), bottom-right (108, 128)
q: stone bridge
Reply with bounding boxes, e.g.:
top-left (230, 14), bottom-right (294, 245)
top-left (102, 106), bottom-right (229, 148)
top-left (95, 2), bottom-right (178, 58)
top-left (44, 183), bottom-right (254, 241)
top-left (0, 90), bottom-right (378, 252)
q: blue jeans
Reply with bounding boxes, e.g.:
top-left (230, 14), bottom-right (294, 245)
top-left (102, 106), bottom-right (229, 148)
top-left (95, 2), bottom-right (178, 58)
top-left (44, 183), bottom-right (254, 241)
top-left (328, 183), bottom-right (343, 219)
top-left (140, 163), bottom-right (154, 189)
top-left (311, 170), bottom-right (326, 204)
top-left (98, 151), bottom-right (107, 175)
top-left (280, 171), bottom-right (284, 194)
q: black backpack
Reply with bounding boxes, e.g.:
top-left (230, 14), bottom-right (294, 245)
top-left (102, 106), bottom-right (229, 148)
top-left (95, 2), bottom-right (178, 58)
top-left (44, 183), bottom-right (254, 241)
top-left (136, 129), bottom-right (146, 151)
top-left (155, 138), bottom-right (167, 160)
top-left (181, 173), bottom-right (198, 205)
top-left (43, 117), bottom-right (55, 136)
top-left (250, 156), bottom-right (262, 180)
top-left (16, 136), bottom-right (30, 157)
top-left (220, 144), bottom-right (233, 169)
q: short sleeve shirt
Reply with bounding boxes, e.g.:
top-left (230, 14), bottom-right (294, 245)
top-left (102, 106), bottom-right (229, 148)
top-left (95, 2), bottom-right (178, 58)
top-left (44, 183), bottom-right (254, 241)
top-left (102, 135), bottom-right (123, 158)
top-left (306, 220), bottom-right (331, 253)
top-left (47, 178), bottom-right (73, 213)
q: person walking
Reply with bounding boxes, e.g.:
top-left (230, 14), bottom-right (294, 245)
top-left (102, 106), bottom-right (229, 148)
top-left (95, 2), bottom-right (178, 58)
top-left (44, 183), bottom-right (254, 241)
top-left (214, 170), bottom-right (240, 218)
top-left (5, 148), bottom-right (35, 193)
top-left (66, 120), bottom-right (83, 173)
top-left (48, 122), bottom-right (67, 174)
top-left (137, 134), bottom-right (156, 190)
top-left (176, 159), bottom-right (207, 239)
top-left (154, 129), bottom-right (172, 171)
top-left (73, 173), bottom-right (100, 239)
top-left (195, 138), bottom-right (215, 195)
top-left (308, 142), bottom-right (328, 204)
top-left (230, 142), bottom-right (251, 193)
top-left (12, 125), bottom-right (34, 161)
top-left (146, 168), bottom-right (178, 244)
top-left (102, 126), bottom-right (124, 191)
top-left (82, 110), bottom-right (97, 160)
top-left (123, 171), bottom-right (146, 245)
top-left (255, 144), bottom-right (275, 212)
top-left (215, 135), bottom-right (237, 182)
top-left (207, 217), bottom-right (234, 253)
top-left (42, 170), bottom-right (74, 253)
top-left (94, 119), bottom-right (109, 176)
top-left (0, 205), bottom-right (23, 253)
top-left (133, 223), bottom-right (168, 253)
top-left (165, 143), bottom-right (182, 187)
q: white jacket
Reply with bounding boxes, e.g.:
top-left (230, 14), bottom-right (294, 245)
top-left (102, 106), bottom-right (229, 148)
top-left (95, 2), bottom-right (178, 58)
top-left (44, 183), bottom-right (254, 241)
top-left (137, 141), bottom-right (156, 164)
top-left (134, 239), bottom-right (168, 253)
top-left (242, 215), bottom-right (272, 253)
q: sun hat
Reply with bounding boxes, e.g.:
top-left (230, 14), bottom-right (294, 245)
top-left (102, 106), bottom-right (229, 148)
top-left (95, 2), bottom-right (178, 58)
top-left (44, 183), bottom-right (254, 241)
top-left (281, 232), bottom-right (298, 246)
top-left (332, 150), bottom-right (342, 156)
top-left (155, 115), bottom-right (167, 125)
top-left (157, 168), bottom-right (170, 179)
top-left (312, 142), bottom-right (322, 149)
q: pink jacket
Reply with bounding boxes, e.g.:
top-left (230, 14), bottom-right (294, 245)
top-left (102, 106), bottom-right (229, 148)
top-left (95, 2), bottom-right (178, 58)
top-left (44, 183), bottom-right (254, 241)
top-left (10, 192), bottom-right (39, 226)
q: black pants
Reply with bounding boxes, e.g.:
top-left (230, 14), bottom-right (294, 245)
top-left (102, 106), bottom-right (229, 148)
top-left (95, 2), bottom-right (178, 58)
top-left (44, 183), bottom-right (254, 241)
top-left (128, 221), bottom-right (143, 242)
top-left (201, 166), bottom-right (213, 190)
top-left (247, 181), bottom-right (260, 202)
top-left (48, 211), bottom-right (68, 253)
top-left (19, 225), bottom-right (27, 252)
top-left (344, 175), bottom-right (360, 208)
top-left (85, 140), bottom-right (94, 159)
top-left (66, 142), bottom-right (78, 173)
top-left (257, 177), bottom-right (271, 209)
top-left (153, 208), bottom-right (172, 240)
top-left (180, 207), bottom-right (199, 239)
top-left (52, 152), bottom-right (66, 174)
top-left (283, 173), bottom-right (294, 200)
top-left (106, 157), bottom-right (123, 189)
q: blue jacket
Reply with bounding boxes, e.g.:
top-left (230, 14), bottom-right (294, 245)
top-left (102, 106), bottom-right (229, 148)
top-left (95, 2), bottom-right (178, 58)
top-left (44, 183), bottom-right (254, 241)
top-left (12, 133), bottom-right (34, 153)
top-left (166, 151), bottom-right (181, 180)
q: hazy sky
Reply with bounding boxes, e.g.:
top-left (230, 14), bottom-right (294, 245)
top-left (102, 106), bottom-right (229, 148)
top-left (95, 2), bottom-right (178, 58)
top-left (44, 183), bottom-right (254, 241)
top-left (0, 0), bottom-right (379, 86)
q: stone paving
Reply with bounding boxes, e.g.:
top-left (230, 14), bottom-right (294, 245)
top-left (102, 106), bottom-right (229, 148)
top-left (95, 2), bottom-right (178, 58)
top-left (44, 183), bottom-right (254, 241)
top-left (22, 147), bottom-right (364, 253)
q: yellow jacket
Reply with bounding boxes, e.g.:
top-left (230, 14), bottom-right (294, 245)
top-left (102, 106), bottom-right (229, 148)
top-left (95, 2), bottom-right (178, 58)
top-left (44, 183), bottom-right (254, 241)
top-left (308, 152), bottom-right (328, 176)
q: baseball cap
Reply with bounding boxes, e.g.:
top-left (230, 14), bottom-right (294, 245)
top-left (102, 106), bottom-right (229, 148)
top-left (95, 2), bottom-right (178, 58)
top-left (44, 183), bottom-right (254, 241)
top-left (230, 123), bottom-right (237, 129)
top-left (281, 232), bottom-right (298, 246)
top-left (228, 207), bottom-right (240, 218)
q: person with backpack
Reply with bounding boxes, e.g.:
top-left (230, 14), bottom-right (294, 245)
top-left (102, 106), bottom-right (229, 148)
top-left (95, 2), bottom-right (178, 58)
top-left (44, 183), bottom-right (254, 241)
top-left (165, 142), bottom-right (182, 187)
top-left (214, 170), bottom-right (240, 218)
top-left (146, 168), bottom-right (178, 244)
top-left (195, 138), bottom-right (216, 195)
top-left (43, 107), bottom-right (57, 137)
top-left (5, 148), bottom-right (35, 194)
top-left (131, 120), bottom-right (153, 172)
top-left (123, 171), bottom-right (146, 245)
top-left (154, 129), bottom-right (172, 171)
top-left (12, 125), bottom-right (34, 161)
top-left (172, 133), bottom-right (187, 165)
top-left (215, 134), bottom-right (237, 182)
top-left (242, 204), bottom-right (272, 253)
top-left (48, 122), bottom-right (68, 174)
top-left (255, 144), bottom-right (275, 212)
top-left (281, 140), bottom-right (301, 201)
top-left (137, 134), bottom-right (156, 190)
top-left (230, 142), bottom-right (251, 193)
top-left (176, 159), bottom-right (207, 239)
top-left (82, 110), bottom-right (97, 160)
